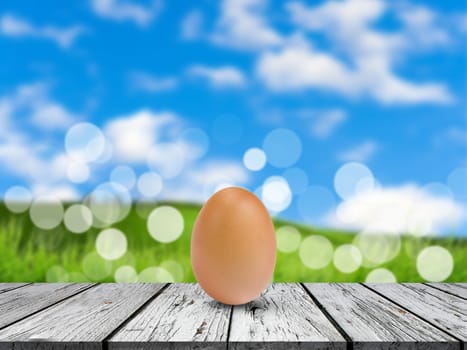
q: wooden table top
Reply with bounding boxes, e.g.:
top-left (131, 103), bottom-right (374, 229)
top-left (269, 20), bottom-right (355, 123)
top-left (0, 283), bottom-right (465, 349)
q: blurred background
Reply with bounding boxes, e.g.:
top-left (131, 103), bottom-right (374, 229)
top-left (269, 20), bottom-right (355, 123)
top-left (0, 0), bottom-right (466, 283)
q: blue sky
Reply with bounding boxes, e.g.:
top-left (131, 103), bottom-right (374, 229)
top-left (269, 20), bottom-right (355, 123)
top-left (0, 0), bottom-right (466, 235)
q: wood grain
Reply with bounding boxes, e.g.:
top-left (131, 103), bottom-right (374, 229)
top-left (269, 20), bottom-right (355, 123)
top-left (367, 283), bottom-right (467, 340)
top-left (0, 283), bottom-right (165, 350)
top-left (229, 283), bottom-right (346, 350)
top-left (109, 283), bottom-right (231, 350)
top-left (0, 283), bottom-right (464, 349)
top-left (425, 283), bottom-right (467, 300)
top-left (305, 283), bottom-right (458, 350)
top-left (0, 283), bottom-right (30, 294)
top-left (0, 283), bottom-right (93, 329)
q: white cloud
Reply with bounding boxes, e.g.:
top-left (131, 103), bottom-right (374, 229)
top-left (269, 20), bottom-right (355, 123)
top-left (129, 71), bottom-right (178, 93)
top-left (180, 10), bottom-right (203, 40)
top-left (296, 108), bottom-right (347, 138)
top-left (397, 4), bottom-right (451, 48)
top-left (256, 39), bottom-right (358, 94)
top-left (288, 0), bottom-right (385, 34)
top-left (32, 184), bottom-right (80, 201)
top-left (3, 82), bottom-right (77, 130)
top-left (0, 14), bottom-right (84, 48)
top-left (280, 0), bottom-right (454, 104)
top-left (0, 84), bottom-right (80, 196)
top-left (104, 110), bottom-right (178, 162)
top-left (369, 71), bottom-right (453, 105)
top-left (0, 143), bottom-right (64, 184)
top-left (30, 103), bottom-right (76, 130)
top-left (211, 0), bottom-right (282, 51)
top-left (310, 109), bottom-right (347, 138)
top-left (326, 185), bottom-right (466, 235)
top-left (90, 0), bottom-right (162, 26)
top-left (338, 140), bottom-right (378, 162)
top-left (188, 65), bottom-right (246, 88)
top-left (162, 160), bottom-right (250, 202)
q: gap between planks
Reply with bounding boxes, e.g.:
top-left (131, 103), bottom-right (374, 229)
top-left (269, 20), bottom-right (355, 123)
top-left (102, 283), bottom-right (170, 349)
top-left (361, 283), bottom-right (465, 344)
top-left (0, 283), bottom-right (32, 294)
top-left (423, 283), bottom-right (467, 301)
top-left (0, 283), bottom-right (97, 332)
top-left (299, 282), bottom-right (352, 350)
top-left (225, 304), bottom-right (234, 350)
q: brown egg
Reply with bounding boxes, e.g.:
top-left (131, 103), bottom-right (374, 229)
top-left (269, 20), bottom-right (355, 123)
top-left (191, 187), bottom-right (276, 305)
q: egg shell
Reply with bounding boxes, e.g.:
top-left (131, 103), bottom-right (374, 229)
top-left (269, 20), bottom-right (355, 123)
top-left (191, 187), bottom-right (276, 305)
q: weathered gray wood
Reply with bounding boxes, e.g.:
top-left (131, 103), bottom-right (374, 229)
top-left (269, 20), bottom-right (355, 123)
top-left (305, 283), bottom-right (458, 350)
top-left (426, 283), bottom-right (467, 300)
top-left (109, 283), bottom-right (230, 350)
top-left (0, 283), bottom-right (93, 329)
top-left (229, 283), bottom-right (346, 349)
top-left (367, 283), bottom-right (467, 340)
top-left (0, 283), bottom-right (465, 349)
top-left (0, 283), bottom-right (166, 350)
top-left (0, 283), bottom-right (30, 294)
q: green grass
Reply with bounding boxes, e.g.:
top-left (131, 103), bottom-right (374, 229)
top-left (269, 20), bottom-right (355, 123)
top-left (0, 202), bottom-right (465, 282)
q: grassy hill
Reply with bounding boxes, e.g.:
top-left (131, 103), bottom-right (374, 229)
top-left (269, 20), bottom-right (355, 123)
top-left (0, 202), bottom-right (465, 282)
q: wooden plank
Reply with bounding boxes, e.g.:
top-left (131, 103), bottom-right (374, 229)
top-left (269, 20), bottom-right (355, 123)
top-left (367, 283), bottom-right (467, 340)
top-left (0, 283), bottom-right (30, 294)
top-left (305, 283), bottom-right (458, 350)
top-left (426, 283), bottom-right (467, 300)
top-left (109, 283), bottom-right (231, 350)
top-left (0, 283), bottom-right (92, 329)
top-left (0, 283), bottom-right (166, 350)
top-left (229, 283), bottom-right (346, 349)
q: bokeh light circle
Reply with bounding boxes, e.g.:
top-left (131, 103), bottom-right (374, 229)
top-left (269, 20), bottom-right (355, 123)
top-left (299, 235), bottom-right (333, 269)
top-left (416, 246), bottom-right (454, 282)
top-left (365, 268), bottom-right (397, 283)
top-left (82, 252), bottom-right (112, 281)
top-left (110, 165), bottom-right (136, 190)
top-left (46, 265), bottom-right (69, 282)
top-left (64, 204), bottom-right (93, 233)
top-left (114, 265), bottom-right (138, 282)
top-left (147, 143), bottom-right (185, 179)
top-left (263, 128), bottom-right (302, 168)
top-left (261, 176), bottom-right (292, 213)
top-left (86, 182), bottom-right (131, 227)
top-left (178, 128), bottom-right (209, 159)
top-left (138, 266), bottom-right (174, 282)
top-left (66, 161), bottom-right (90, 184)
top-left (95, 228), bottom-right (128, 260)
top-left (65, 122), bottom-right (106, 162)
top-left (298, 186), bottom-right (336, 223)
top-left (243, 148), bottom-right (266, 171)
top-left (160, 260), bottom-right (184, 282)
top-left (137, 172), bottom-right (163, 198)
top-left (334, 162), bottom-right (375, 200)
top-left (93, 139), bottom-right (113, 164)
top-left (282, 168), bottom-right (308, 194)
top-left (333, 244), bottom-right (362, 274)
top-left (4, 186), bottom-right (32, 213)
top-left (147, 206), bottom-right (184, 243)
top-left (406, 212), bottom-right (434, 236)
top-left (276, 226), bottom-right (301, 253)
top-left (353, 231), bottom-right (400, 267)
top-left (29, 196), bottom-right (64, 230)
